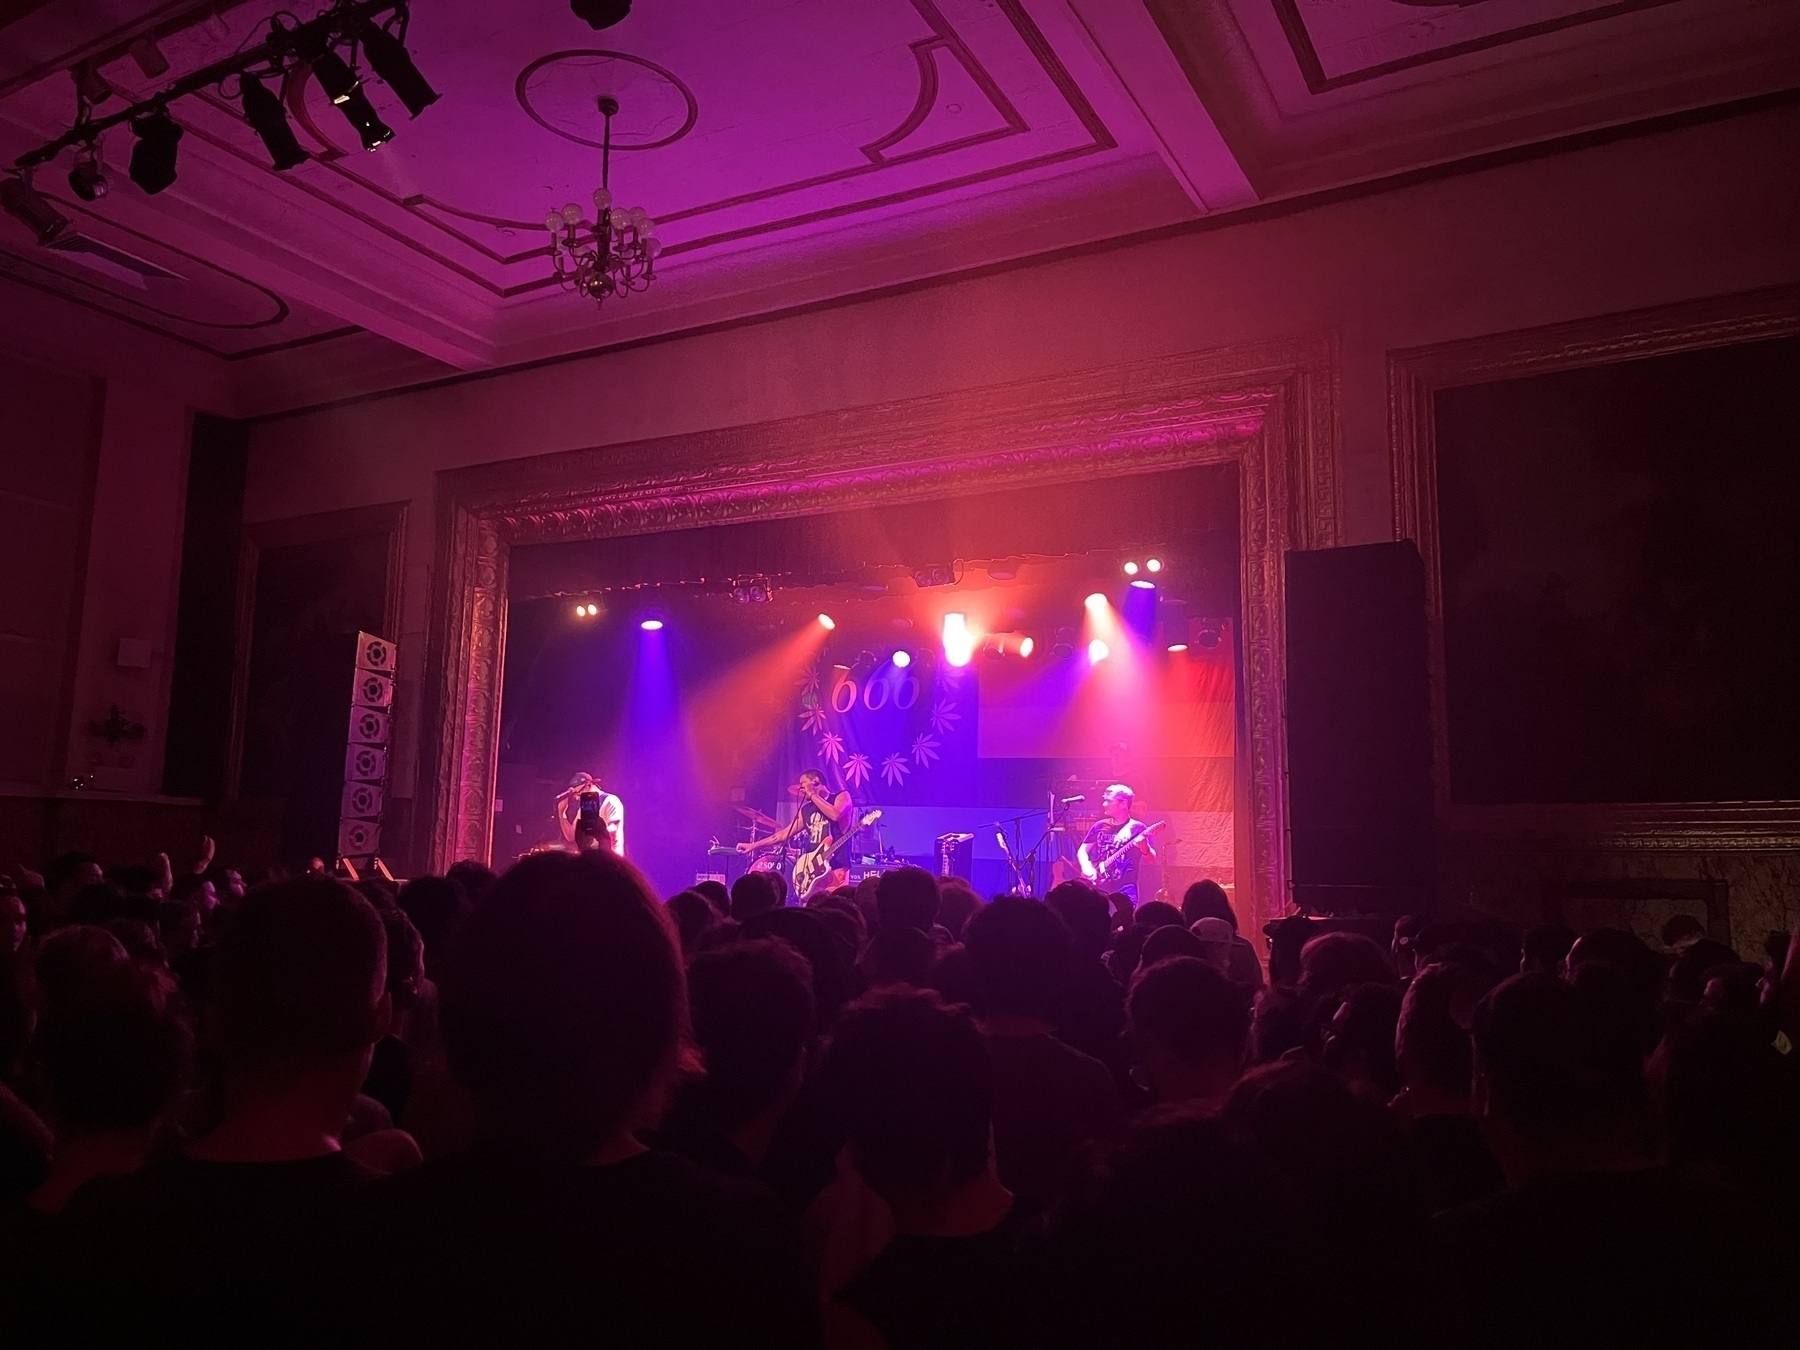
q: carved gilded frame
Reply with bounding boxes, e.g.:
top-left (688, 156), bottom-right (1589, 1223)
top-left (1390, 283), bottom-right (1800, 849)
top-left (424, 334), bottom-right (1340, 930)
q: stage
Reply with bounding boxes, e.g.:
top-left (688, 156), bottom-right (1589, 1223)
top-left (493, 467), bottom-right (1244, 903)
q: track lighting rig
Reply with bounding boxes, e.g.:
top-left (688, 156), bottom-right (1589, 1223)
top-left (5, 0), bottom-right (434, 225)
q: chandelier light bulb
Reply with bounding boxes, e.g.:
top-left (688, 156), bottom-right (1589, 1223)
top-left (592, 186), bottom-right (612, 210)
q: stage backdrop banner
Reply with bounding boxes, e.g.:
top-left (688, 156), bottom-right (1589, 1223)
top-left (780, 627), bottom-right (1235, 894)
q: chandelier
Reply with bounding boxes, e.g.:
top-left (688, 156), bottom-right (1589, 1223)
top-left (545, 95), bottom-right (660, 306)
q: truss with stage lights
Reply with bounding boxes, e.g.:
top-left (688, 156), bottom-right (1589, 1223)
top-left (2, 1), bottom-right (435, 246)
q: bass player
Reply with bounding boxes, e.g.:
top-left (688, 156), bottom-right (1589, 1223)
top-left (737, 769), bottom-right (854, 898)
top-left (1078, 783), bottom-right (1158, 904)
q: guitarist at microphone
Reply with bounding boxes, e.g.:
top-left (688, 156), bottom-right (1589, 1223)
top-left (738, 769), bottom-right (854, 897)
top-left (1078, 783), bottom-right (1158, 904)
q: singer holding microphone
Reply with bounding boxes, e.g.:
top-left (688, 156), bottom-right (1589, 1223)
top-left (557, 771), bottom-right (625, 856)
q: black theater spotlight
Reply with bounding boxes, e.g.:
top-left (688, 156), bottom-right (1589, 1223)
top-left (910, 562), bottom-right (956, 589)
top-left (358, 20), bottom-right (438, 117)
top-left (67, 142), bottom-right (109, 201)
top-left (337, 86), bottom-right (395, 150)
top-left (127, 109), bottom-right (182, 194)
top-left (239, 73), bottom-right (310, 170)
top-left (309, 43), bottom-right (392, 149)
top-left (571, 0), bottom-right (633, 30)
top-left (309, 46), bottom-right (361, 104)
top-left (0, 172), bottom-right (69, 244)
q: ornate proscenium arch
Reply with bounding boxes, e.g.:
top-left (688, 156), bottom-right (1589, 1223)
top-left (423, 334), bottom-right (1339, 935)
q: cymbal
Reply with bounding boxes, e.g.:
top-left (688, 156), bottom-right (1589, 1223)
top-left (735, 804), bottom-right (779, 827)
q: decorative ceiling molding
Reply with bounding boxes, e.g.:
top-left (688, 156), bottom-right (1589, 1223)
top-left (1270, 0), bottom-right (1680, 94)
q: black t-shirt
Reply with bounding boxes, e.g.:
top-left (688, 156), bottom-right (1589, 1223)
top-left (798, 798), bottom-right (846, 853)
top-left (1081, 820), bottom-right (1144, 892)
top-left (838, 1203), bottom-right (1042, 1350)
top-left (367, 1146), bottom-right (819, 1348)
top-left (39, 1151), bottom-right (377, 1348)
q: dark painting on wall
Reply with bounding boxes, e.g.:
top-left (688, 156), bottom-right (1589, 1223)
top-left (1434, 335), bottom-right (1800, 806)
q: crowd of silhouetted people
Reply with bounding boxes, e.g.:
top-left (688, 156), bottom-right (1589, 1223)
top-left (0, 840), bottom-right (1795, 1347)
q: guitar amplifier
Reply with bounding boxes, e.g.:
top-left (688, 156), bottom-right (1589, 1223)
top-left (936, 832), bottom-right (974, 880)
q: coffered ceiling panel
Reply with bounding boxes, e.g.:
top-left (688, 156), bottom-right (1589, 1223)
top-left (1, 0), bottom-right (1794, 401)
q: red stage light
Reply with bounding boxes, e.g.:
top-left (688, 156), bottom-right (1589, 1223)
top-left (818, 613), bottom-right (836, 630)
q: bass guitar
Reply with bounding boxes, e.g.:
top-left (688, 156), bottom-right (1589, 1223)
top-left (1088, 819), bottom-right (1167, 885)
top-left (792, 810), bottom-right (882, 899)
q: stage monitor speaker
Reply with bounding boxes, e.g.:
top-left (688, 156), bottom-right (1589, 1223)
top-left (1285, 542), bottom-right (1434, 916)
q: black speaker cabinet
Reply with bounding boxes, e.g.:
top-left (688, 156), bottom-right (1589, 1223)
top-left (1285, 542), bottom-right (1434, 916)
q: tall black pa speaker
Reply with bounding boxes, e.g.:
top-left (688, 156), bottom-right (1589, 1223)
top-left (1285, 541), bottom-right (1434, 916)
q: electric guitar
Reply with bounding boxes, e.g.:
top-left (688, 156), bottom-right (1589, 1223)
top-left (792, 810), bottom-right (882, 899)
top-left (1087, 819), bottom-right (1168, 885)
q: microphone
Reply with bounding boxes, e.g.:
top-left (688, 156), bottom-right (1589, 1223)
top-left (995, 830), bottom-right (1009, 852)
top-left (1060, 795), bottom-right (1086, 805)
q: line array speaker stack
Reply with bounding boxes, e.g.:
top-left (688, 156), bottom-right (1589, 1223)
top-left (1284, 542), bottom-right (1434, 917)
top-left (337, 631), bottom-right (397, 868)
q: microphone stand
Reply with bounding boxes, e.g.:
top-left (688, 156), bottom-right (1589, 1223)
top-left (982, 811), bottom-right (1038, 896)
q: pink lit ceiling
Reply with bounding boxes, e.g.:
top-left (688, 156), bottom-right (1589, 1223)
top-left (0, 0), bottom-right (1795, 398)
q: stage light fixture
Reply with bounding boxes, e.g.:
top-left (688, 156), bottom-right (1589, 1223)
top-left (1167, 643), bottom-right (1189, 654)
top-left (910, 563), bottom-right (956, 589)
top-left (127, 110), bottom-right (182, 194)
top-left (1196, 623), bottom-right (1221, 649)
top-left (1129, 578), bottom-right (1156, 590)
top-left (1084, 592), bottom-right (1107, 611)
top-left (310, 47), bottom-right (360, 104)
top-left (1088, 639), bottom-right (1110, 663)
top-left (942, 613), bottom-right (974, 668)
top-left (640, 618), bottom-right (664, 631)
top-left (1145, 557), bottom-right (1163, 573)
top-left (818, 614), bottom-right (836, 630)
top-left (891, 649), bottom-right (912, 669)
top-left (239, 73), bottom-right (309, 170)
top-left (358, 21), bottom-right (439, 118)
top-left (67, 143), bottom-right (108, 201)
top-left (129, 35), bottom-right (171, 79)
top-left (337, 86), bottom-right (395, 150)
top-left (1123, 561), bottom-right (1139, 576)
top-left (571, 0), bottom-right (633, 29)
top-left (73, 62), bottom-right (113, 106)
top-left (0, 173), bottom-right (69, 244)
top-left (731, 575), bottom-right (773, 604)
top-left (1018, 636), bottom-right (1034, 658)
top-left (1052, 627), bottom-right (1075, 659)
